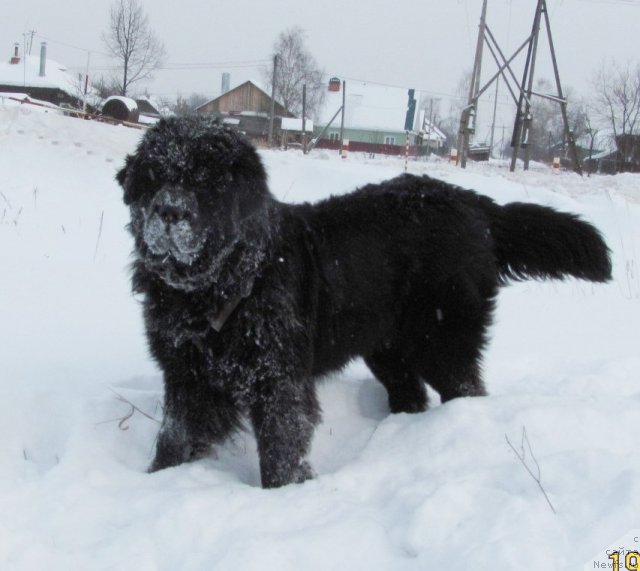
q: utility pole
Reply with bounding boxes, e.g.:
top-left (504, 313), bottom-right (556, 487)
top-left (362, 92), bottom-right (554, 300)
top-left (458, 0), bottom-right (488, 168)
top-left (82, 51), bottom-right (91, 113)
top-left (509, 0), bottom-right (581, 174)
top-left (268, 55), bottom-right (278, 147)
top-left (544, 1), bottom-right (582, 175)
top-left (511, 0), bottom-right (543, 172)
top-left (22, 34), bottom-right (27, 87)
top-left (26, 30), bottom-right (36, 55)
top-left (339, 80), bottom-right (346, 148)
top-left (489, 76), bottom-right (499, 158)
top-left (306, 79), bottom-right (345, 155)
top-left (302, 84), bottom-right (307, 154)
top-left (427, 98), bottom-right (434, 155)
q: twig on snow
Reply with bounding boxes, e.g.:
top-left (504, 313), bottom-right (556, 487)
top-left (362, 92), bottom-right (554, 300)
top-left (505, 426), bottom-right (557, 514)
top-left (0, 191), bottom-right (11, 208)
top-left (98, 388), bottom-right (161, 431)
top-left (13, 207), bottom-right (22, 226)
top-left (93, 210), bottom-right (104, 261)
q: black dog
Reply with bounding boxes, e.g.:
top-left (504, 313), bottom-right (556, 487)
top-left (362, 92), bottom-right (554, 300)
top-left (117, 116), bottom-right (611, 488)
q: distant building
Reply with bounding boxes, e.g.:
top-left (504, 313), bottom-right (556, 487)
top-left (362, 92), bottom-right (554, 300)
top-left (135, 96), bottom-right (173, 124)
top-left (280, 117), bottom-right (314, 149)
top-left (313, 80), bottom-right (446, 156)
top-left (196, 80), bottom-right (294, 143)
top-left (0, 43), bottom-right (86, 109)
top-left (583, 134), bottom-right (640, 174)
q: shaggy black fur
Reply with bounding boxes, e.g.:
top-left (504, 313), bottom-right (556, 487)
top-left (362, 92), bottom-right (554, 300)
top-left (117, 116), bottom-right (612, 488)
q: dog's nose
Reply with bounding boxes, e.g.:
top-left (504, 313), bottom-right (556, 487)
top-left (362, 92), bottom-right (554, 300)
top-left (150, 187), bottom-right (195, 225)
top-left (153, 202), bottom-right (191, 224)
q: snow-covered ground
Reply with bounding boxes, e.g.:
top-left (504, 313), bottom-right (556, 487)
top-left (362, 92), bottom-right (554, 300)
top-left (1, 101), bottom-right (639, 570)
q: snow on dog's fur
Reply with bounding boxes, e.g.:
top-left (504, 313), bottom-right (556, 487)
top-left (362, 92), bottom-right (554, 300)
top-left (117, 116), bottom-right (611, 488)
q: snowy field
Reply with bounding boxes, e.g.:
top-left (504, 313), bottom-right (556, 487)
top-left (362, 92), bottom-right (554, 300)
top-left (1, 101), bottom-right (639, 570)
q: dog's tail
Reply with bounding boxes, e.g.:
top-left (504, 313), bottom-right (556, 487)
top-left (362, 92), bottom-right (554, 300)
top-left (487, 201), bottom-right (612, 283)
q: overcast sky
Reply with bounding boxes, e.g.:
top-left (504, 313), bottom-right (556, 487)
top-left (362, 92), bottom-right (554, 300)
top-left (3, 0), bottom-right (640, 138)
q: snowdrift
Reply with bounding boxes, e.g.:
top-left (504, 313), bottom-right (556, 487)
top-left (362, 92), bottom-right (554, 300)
top-left (1, 102), bottom-right (639, 570)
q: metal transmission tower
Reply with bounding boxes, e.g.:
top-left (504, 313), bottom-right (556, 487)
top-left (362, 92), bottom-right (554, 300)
top-left (458, 0), bottom-right (582, 175)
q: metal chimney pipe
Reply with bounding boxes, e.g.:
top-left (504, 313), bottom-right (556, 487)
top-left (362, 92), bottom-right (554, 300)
top-left (221, 72), bottom-right (230, 95)
top-left (39, 42), bottom-right (47, 77)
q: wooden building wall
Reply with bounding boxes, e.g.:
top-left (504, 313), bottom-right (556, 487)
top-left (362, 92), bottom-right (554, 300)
top-left (198, 81), bottom-right (291, 118)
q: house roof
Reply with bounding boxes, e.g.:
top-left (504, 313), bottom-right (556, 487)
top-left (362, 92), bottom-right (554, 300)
top-left (135, 95), bottom-right (173, 118)
top-left (317, 80), bottom-right (446, 141)
top-left (416, 111), bottom-right (447, 142)
top-left (317, 81), bottom-right (412, 133)
top-left (0, 54), bottom-right (79, 98)
top-left (196, 80), bottom-right (286, 113)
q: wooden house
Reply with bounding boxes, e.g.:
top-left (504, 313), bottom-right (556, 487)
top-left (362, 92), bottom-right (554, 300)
top-left (196, 80), bottom-right (294, 143)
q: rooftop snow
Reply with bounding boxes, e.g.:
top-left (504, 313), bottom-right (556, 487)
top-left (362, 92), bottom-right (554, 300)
top-left (0, 54), bottom-right (80, 98)
top-left (318, 80), bottom-right (422, 133)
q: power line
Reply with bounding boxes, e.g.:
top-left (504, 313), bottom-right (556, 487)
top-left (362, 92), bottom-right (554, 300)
top-left (68, 61), bottom-right (270, 75)
top-left (158, 60), bottom-right (270, 71)
top-left (575, 0), bottom-right (639, 4)
top-left (35, 33), bottom-right (111, 58)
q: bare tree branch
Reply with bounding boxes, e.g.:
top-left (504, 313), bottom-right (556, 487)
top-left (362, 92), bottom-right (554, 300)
top-left (102, 0), bottom-right (166, 96)
top-left (592, 60), bottom-right (640, 140)
top-left (263, 27), bottom-right (325, 119)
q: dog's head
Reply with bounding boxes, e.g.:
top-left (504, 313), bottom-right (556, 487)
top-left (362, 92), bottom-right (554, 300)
top-left (117, 116), bottom-right (272, 290)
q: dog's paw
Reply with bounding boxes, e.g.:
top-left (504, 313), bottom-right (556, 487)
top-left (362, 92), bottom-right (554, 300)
top-left (261, 459), bottom-right (316, 488)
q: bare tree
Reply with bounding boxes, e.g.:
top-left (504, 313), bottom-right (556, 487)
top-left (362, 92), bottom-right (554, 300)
top-left (172, 92), bottom-right (209, 116)
top-left (103, 0), bottom-right (166, 96)
top-left (93, 76), bottom-right (122, 100)
top-left (264, 27), bottom-right (325, 119)
top-left (592, 60), bottom-right (640, 164)
top-left (526, 79), bottom-right (588, 163)
top-left (583, 106), bottom-right (602, 175)
top-left (438, 71), bottom-right (472, 148)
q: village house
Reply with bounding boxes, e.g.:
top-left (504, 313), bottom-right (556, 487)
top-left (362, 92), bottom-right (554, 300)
top-left (196, 80), bottom-right (294, 144)
top-left (0, 43), bottom-right (86, 109)
top-left (313, 80), bottom-right (447, 157)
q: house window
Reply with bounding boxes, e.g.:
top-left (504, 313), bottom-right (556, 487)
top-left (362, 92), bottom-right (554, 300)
top-left (384, 136), bottom-right (396, 145)
top-left (328, 132), bottom-right (340, 141)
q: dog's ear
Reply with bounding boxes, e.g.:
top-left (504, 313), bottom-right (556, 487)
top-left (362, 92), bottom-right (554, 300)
top-left (116, 155), bottom-right (135, 205)
top-left (116, 155), bottom-right (130, 187)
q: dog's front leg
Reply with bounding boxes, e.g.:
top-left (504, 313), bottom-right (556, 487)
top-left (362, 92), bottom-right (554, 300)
top-left (149, 375), bottom-right (208, 472)
top-left (149, 366), bottom-right (241, 473)
top-left (249, 378), bottom-right (321, 488)
top-left (150, 411), bottom-right (193, 472)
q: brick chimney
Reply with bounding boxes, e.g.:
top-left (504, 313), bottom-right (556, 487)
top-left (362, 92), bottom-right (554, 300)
top-left (39, 42), bottom-right (47, 77)
top-left (10, 44), bottom-right (20, 65)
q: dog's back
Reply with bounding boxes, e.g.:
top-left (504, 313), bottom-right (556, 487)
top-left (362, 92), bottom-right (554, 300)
top-left (281, 173), bottom-right (611, 381)
top-left (310, 173), bottom-right (612, 285)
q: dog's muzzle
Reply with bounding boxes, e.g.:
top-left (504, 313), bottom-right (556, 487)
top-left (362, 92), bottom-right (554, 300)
top-left (143, 187), bottom-right (205, 264)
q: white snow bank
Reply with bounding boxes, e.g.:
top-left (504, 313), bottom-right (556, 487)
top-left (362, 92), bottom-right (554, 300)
top-left (1, 106), bottom-right (639, 570)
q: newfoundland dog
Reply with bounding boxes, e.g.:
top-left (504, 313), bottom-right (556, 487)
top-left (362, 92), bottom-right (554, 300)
top-left (117, 116), bottom-right (611, 488)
